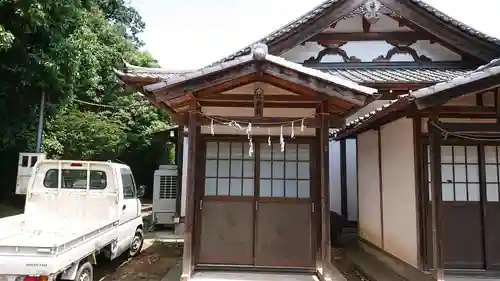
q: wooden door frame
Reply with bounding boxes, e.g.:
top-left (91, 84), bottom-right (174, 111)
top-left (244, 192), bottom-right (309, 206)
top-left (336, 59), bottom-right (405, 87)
top-left (420, 138), bottom-right (500, 271)
top-left (193, 134), bottom-right (319, 270)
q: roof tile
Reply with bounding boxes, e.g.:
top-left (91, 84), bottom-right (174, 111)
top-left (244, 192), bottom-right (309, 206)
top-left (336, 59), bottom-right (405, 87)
top-left (117, 64), bottom-right (472, 85)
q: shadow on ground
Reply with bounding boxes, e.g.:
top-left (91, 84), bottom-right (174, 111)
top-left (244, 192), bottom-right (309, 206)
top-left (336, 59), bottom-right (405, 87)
top-left (94, 242), bottom-right (182, 281)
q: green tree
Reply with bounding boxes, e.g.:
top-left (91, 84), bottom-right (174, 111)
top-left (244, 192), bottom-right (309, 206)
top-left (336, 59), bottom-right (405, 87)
top-left (0, 0), bottom-right (171, 199)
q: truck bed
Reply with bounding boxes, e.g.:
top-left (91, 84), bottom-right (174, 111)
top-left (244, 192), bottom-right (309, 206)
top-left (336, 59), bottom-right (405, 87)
top-left (0, 219), bottom-right (118, 256)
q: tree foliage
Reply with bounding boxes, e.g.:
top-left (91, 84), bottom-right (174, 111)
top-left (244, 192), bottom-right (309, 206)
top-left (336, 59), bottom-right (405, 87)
top-left (0, 0), bottom-right (171, 197)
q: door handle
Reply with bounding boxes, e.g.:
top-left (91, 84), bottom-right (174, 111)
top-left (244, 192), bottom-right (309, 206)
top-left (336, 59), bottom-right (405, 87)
top-left (122, 205), bottom-right (126, 210)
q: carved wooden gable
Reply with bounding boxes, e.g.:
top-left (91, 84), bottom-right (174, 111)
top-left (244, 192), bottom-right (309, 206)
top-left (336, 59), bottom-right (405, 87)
top-left (282, 1), bottom-right (466, 64)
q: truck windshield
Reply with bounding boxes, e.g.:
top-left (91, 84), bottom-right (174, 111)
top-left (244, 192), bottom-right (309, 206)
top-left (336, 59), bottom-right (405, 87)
top-left (44, 169), bottom-right (107, 189)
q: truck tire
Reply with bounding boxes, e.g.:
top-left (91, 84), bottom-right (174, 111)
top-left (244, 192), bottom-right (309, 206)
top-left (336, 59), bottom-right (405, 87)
top-left (75, 261), bottom-right (93, 281)
top-left (129, 228), bottom-right (144, 257)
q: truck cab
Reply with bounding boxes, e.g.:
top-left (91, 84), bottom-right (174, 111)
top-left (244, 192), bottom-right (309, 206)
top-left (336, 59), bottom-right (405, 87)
top-left (0, 160), bottom-right (145, 281)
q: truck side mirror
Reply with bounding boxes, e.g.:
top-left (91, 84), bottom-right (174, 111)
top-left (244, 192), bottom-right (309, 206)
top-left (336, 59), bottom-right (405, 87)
top-left (137, 185), bottom-right (146, 198)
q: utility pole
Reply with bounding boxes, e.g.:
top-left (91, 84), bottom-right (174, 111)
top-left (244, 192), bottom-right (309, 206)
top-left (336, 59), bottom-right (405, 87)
top-left (35, 91), bottom-right (46, 153)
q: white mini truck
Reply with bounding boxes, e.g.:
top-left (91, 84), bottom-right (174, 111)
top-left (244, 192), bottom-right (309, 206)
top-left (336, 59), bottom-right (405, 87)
top-left (0, 160), bottom-right (145, 281)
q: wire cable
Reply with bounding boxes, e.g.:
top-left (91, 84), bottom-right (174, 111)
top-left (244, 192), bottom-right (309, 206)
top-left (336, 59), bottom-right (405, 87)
top-left (73, 99), bottom-right (149, 108)
top-left (429, 120), bottom-right (500, 142)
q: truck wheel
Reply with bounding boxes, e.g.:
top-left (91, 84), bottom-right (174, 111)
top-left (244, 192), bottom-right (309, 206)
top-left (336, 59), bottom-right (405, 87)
top-left (75, 262), bottom-right (93, 281)
top-left (129, 228), bottom-right (144, 257)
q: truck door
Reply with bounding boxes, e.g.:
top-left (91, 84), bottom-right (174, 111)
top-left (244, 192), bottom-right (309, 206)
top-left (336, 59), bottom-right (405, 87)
top-left (118, 168), bottom-right (140, 252)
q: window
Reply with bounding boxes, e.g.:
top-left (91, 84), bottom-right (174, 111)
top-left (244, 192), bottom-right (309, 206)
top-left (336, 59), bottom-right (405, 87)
top-left (484, 146), bottom-right (500, 202)
top-left (427, 145), bottom-right (479, 202)
top-left (205, 141), bottom-right (254, 196)
top-left (259, 143), bottom-right (310, 198)
top-left (44, 169), bottom-right (107, 189)
top-left (121, 170), bottom-right (136, 199)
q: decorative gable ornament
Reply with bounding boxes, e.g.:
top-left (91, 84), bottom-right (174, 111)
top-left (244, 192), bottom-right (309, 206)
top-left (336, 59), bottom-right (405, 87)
top-left (363, 0), bottom-right (382, 24)
top-left (251, 43), bottom-right (268, 60)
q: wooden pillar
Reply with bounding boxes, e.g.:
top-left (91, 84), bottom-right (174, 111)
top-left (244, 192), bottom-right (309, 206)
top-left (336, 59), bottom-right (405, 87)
top-left (340, 139), bottom-right (348, 221)
top-left (318, 101), bottom-right (332, 278)
top-left (175, 127), bottom-right (184, 217)
top-left (181, 105), bottom-right (198, 281)
top-left (428, 115), bottom-right (444, 281)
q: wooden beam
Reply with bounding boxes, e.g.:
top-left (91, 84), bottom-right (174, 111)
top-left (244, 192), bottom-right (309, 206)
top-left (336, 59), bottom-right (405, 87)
top-left (180, 101), bottom-right (199, 281)
top-left (317, 101), bottom-right (332, 278)
top-left (155, 64), bottom-right (257, 102)
top-left (412, 117), bottom-right (426, 270)
top-left (437, 122), bottom-right (500, 133)
top-left (263, 64), bottom-right (366, 106)
top-left (198, 115), bottom-right (345, 128)
top-left (262, 74), bottom-right (327, 100)
top-left (197, 93), bottom-right (319, 103)
top-left (254, 87), bottom-right (264, 117)
top-left (417, 106), bottom-right (498, 118)
top-left (428, 115), bottom-right (444, 281)
top-left (308, 31), bottom-right (432, 42)
top-left (386, 15), bottom-right (484, 61)
top-left (339, 139), bottom-right (348, 222)
top-left (496, 89), bottom-right (500, 122)
top-left (380, 0), bottom-right (500, 61)
top-left (199, 100), bottom-right (321, 108)
top-left (268, 0), bottom-right (366, 55)
top-left (175, 127), bottom-right (184, 216)
top-left (377, 128), bottom-right (384, 249)
top-left (194, 74), bottom-right (257, 98)
top-left (142, 93), bottom-right (183, 125)
top-left (415, 74), bottom-right (500, 109)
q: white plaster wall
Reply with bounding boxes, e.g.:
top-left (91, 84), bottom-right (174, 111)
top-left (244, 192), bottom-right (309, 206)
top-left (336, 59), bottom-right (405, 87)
top-left (357, 129), bottom-right (382, 247)
top-left (380, 118), bottom-right (418, 267)
top-left (346, 138), bottom-right (358, 221)
top-left (329, 140), bottom-right (342, 215)
top-left (328, 138), bottom-right (357, 221)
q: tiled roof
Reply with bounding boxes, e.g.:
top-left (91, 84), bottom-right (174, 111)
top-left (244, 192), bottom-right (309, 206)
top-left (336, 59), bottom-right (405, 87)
top-left (208, 0), bottom-right (500, 66)
top-left (332, 58), bottom-right (500, 139)
top-left (116, 64), bottom-right (471, 85)
top-left (141, 43), bottom-right (377, 97)
top-left (117, 61), bottom-right (192, 80)
top-left (321, 67), bottom-right (469, 84)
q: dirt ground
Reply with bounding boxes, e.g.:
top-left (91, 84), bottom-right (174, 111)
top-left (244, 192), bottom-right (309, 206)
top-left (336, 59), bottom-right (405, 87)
top-left (94, 240), bottom-right (182, 281)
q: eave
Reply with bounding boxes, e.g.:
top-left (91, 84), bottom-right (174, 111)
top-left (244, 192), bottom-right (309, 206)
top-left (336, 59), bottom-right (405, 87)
top-left (333, 58), bottom-right (500, 140)
top-left (117, 44), bottom-right (378, 126)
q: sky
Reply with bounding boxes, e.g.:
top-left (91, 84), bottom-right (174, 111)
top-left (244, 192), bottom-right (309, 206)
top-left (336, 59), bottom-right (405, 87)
top-left (130, 0), bottom-right (500, 70)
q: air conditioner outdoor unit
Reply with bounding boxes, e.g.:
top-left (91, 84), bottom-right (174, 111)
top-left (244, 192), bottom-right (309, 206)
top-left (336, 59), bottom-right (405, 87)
top-left (153, 165), bottom-right (178, 225)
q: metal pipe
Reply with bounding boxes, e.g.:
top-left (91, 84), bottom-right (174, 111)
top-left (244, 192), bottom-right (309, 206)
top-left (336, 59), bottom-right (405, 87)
top-left (35, 91), bottom-right (46, 153)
